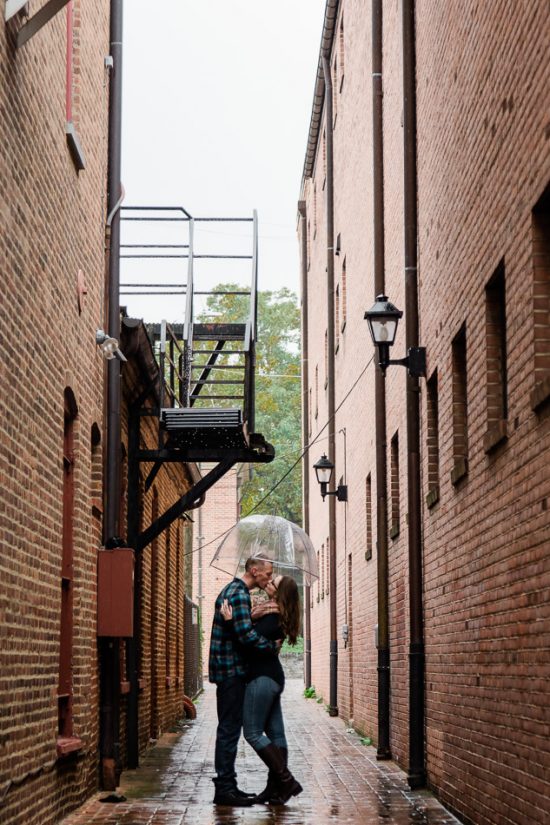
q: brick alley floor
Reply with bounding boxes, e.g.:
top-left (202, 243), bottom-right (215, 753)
top-left (61, 680), bottom-right (461, 825)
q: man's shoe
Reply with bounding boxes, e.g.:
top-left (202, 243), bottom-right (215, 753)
top-left (235, 788), bottom-right (256, 799)
top-left (213, 790), bottom-right (256, 806)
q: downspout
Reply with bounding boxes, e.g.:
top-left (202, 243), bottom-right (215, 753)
top-left (100, 0), bottom-right (124, 791)
top-left (321, 52), bottom-right (338, 718)
top-left (372, 0), bottom-right (391, 761)
top-left (298, 199), bottom-right (311, 689)
top-left (402, 0), bottom-right (426, 788)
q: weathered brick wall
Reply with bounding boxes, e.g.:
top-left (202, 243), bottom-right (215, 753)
top-left (119, 350), bottom-right (192, 753)
top-left (0, 3), bottom-right (109, 824)
top-left (416, 2), bottom-right (550, 822)
top-left (302, 0), bottom-right (550, 822)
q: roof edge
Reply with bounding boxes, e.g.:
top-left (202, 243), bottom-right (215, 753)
top-left (301, 0), bottom-right (340, 184)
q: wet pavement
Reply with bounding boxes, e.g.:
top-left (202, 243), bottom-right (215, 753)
top-left (61, 680), bottom-right (460, 825)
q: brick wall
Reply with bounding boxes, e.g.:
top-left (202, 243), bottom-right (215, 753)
top-left (0, 3), bottom-right (109, 823)
top-left (301, 1), bottom-right (550, 822)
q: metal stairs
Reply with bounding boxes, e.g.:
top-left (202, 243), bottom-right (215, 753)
top-left (119, 205), bottom-right (274, 551)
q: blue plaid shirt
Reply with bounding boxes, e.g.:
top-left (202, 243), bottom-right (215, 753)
top-left (208, 578), bottom-right (277, 684)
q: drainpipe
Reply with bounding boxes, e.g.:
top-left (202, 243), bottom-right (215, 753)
top-left (100, 0), bottom-right (124, 791)
top-left (372, 0), bottom-right (391, 761)
top-left (402, 0), bottom-right (426, 789)
top-left (321, 53), bottom-right (338, 718)
top-left (298, 199), bottom-right (311, 689)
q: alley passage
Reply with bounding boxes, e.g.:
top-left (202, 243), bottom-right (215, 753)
top-left (61, 680), bottom-right (460, 825)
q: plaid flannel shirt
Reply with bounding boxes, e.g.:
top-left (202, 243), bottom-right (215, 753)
top-left (208, 578), bottom-right (277, 684)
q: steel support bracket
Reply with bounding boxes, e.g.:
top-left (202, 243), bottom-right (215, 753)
top-left (16, 0), bottom-right (70, 48)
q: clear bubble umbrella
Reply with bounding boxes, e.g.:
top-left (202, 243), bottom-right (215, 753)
top-left (210, 514), bottom-right (319, 586)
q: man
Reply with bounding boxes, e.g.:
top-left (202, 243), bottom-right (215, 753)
top-left (209, 557), bottom-right (278, 806)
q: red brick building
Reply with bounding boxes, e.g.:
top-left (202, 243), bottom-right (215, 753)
top-left (300, 2), bottom-right (550, 824)
top-left (0, 6), bottom-right (197, 823)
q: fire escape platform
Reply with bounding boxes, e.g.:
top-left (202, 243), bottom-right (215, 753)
top-left (161, 407), bottom-right (247, 449)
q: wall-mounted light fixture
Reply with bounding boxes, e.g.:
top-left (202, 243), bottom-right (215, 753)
top-left (313, 454), bottom-right (348, 502)
top-left (364, 294), bottom-right (426, 377)
top-left (96, 329), bottom-right (127, 362)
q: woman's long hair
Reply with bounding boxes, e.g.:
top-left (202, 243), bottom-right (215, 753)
top-left (275, 576), bottom-right (301, 645)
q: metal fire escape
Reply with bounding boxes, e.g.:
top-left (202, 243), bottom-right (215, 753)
top-left (121, 206), bottom-right (275, 552)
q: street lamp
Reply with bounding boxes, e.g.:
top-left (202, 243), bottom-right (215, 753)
top-left (313, 454), bottom-right (348, 502)
top-left (364, 294), bottom-right (426, 377)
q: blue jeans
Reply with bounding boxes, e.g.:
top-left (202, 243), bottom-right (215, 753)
top-left (243, 676), bottom-right (287, 753)
top-left (214, 676), bottom-right (246, 792)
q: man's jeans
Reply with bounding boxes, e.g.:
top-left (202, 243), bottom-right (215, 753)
top-left (214, 676), bottom-right (246, 792)
top-left (243, 676), bottom-right (287, 753)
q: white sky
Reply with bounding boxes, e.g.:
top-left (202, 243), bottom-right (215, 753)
top-left (121, 0), bottom-right (325, 323)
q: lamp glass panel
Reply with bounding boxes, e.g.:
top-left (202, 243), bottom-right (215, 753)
top-left (316, 465), bottom-right (332, 484)
top-left (370, 318), bottom-right (397, 345)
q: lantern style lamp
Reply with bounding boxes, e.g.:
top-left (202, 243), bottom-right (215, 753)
top-left (364, 294), bottom-right (426, 377)
top-left (313, 454), bottom-right (348, 502)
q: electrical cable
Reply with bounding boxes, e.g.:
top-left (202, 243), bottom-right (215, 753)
top-left (184, 352), bottom-right (374, 557)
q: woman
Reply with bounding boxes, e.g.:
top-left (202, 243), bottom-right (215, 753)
top-left (221, 574), bottom-right (302, 804)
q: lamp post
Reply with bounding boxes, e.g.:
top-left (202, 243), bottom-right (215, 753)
top-left (364, 294), bottom-right (426, 377)
top-left (313, 454), bottom-right (348, 502)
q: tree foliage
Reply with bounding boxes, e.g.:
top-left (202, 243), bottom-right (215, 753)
top-left (197, 284), bottom-right (302, 524)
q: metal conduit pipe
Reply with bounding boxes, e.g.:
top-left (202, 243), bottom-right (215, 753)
top-left (372, 0), bottom-right (392, 761)
top-left (402, 0), bottom-right (426, 789)
top-left (322, 52), bottom-right (338, 718)
top-left (298, 199), bottom-right (311, 689)
top-left (100, 0), bottom-right (124, 791)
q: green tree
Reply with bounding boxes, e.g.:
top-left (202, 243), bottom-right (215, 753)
top-left (197, 284), bottom-right (302, 524)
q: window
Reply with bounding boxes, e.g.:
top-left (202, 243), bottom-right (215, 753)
top-left (451, 325), bottom-right (468, 485)
top-left (325, 536), bottom-right (330, 595)
top-left (347, 554), bottom-right (352, 646)
top-left (307, 219), bottom-right (311, 271)
top-left (390, 432), bottom-right (400, 538)
top-left (333, 55), bottom-right (338, 123)
top-left (320, 543), bottom-right (325, 599)
top-left (341, 257), bottom-right (347, 331)
top-left (315, 365), bottom-right (319, 420)
top-left (317, 549), bottom-right (321, 602)
top-left (150, 489), bottom-right (159, 739)
top-left (176, 525), bottom-right (182, 685)
top-left (165, 530), bottom-right (172, 686)
top-left (58, 389), bottom-right (78, 749)
top-left (324, 330), bottom-right (328, 389)
top-left (339, 14), bottom-right (345, 91)
top-left (313, 184), bottom-right (317, 238)
top-left (335, 284), bottom-right (340, 351)
top-left (65, 1), bottom-right (85, 170)
top-left (365, 473), bottom-right (373, 560)
top-left (308, 387), bottom-right (312, 436)
top-left (484, 261), bottom-right (508, 452)
top-left (322, 130), bottom-right (327, 189)
top-left (426, 370), bottom-right (440, 507)
top-left (531, 184), bottom-right (550, 410)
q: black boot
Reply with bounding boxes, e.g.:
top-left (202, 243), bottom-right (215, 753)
top-left (256, 744), bottom-right (302, 804)
top-left (254, 770), bottom-right (277, 804)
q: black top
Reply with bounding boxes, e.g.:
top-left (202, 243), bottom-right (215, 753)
top-left (244, 613), bottom-right (285, 687)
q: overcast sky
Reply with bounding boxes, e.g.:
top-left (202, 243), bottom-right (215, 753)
top-left (121, 0), bottom-right (325, 322)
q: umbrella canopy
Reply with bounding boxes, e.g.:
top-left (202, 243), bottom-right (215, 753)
top-left (210, 514), bottom-right (319, 586)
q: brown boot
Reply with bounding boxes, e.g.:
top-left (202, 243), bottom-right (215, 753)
top-left (256, 744), bottom-right (302, 804)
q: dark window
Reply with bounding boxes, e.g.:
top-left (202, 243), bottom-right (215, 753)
top-left (390, 432), bottom-right (400, 538)
top-left (365, 473), bottom-right (373, 560)
top-left (426, 370), bottom-right (440, 507)
top-left (484, 262), bottom-right (508, 452)
top-left (451, 325), bottom-right (468, 485)
top-left (59, 389), bottom-right (77, 738)
top-left (531, 184), bottom-right (550, 410)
